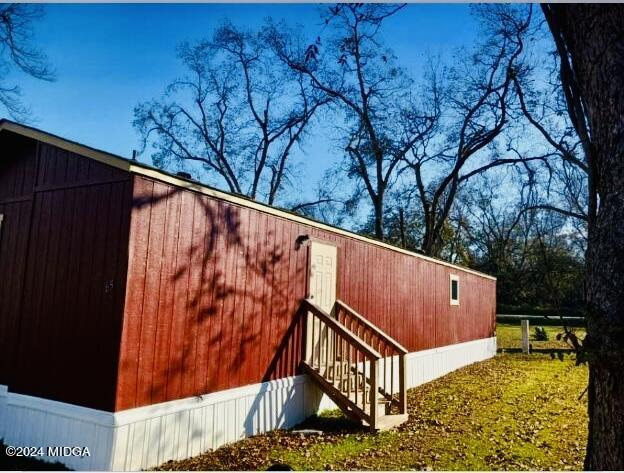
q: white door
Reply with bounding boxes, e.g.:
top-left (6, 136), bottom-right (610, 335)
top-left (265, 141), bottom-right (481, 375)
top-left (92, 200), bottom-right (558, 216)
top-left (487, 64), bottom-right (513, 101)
top-left (307, 241), bottom-right (338, 366)
top-left (309, 241), bottom-right (338, 311)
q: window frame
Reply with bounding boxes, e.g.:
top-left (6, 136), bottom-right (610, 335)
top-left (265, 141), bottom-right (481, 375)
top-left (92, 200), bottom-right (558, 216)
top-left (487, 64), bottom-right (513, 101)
top-left (450, 274), bottom-right (460, 306)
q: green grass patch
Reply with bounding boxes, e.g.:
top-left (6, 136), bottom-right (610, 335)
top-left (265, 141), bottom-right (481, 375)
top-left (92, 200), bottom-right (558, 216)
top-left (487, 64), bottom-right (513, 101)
top-left (156, 352), bottom-right (588, 471)
top-left (496, 323), bottom-right (586, 352)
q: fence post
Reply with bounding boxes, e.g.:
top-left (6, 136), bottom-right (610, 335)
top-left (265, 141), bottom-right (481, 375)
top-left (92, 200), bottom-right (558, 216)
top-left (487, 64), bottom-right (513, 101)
top-left (521, 319), bottom-right (530, 354)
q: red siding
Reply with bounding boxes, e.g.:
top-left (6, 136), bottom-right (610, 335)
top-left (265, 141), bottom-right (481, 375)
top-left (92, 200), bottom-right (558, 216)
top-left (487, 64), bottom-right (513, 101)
top-left (0, 200), bottom-right (32, 384)
top-left (1, 129), bottom-right (495, 414)
top-left (116, 175), bottom-right (496, 411)
top-left (0, 133), bottom-right (132, 410)
top-left (0, 133), bottom-right (39, 385)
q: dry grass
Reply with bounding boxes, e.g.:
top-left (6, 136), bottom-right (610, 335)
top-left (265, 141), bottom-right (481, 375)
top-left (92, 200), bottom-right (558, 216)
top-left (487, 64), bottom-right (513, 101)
top-left (3, 325), bottom-right (587, 471)
top-left (497, 323), bottom-right (586, 352)
top-left (156, 335), bottom-right (588, 471)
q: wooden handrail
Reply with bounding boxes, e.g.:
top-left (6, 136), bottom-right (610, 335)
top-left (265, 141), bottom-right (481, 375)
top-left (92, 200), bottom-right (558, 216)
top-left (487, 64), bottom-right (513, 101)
top-left (303, 298), bottom-right (409, 426)
top-left (336, 299), bottom-right (409, 355)
top-left (305, 299), bottom-right (382, 360)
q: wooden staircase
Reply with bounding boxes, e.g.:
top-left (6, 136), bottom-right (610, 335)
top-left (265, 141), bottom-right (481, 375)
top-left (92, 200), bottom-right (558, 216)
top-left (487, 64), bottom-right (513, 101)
top-left (303, 299), bottom-right (409, 431)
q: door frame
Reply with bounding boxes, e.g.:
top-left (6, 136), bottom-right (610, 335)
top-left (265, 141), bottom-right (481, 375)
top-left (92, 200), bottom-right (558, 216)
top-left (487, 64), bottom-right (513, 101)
top-left (305, 238), bottom-right (339, 366)
top-left (306, 239), bottom-right (340, 303)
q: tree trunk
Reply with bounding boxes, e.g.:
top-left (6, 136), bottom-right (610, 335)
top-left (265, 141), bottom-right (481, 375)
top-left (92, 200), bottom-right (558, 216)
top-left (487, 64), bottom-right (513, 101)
top-left (373, 200), bottom-right (384, 240)
top-left (543, 4), bottom-right (624, 470)
top-left (398, 208), bottom-right (406, 248)
top-left (421, 216), bottom-right (442, 257)
top-left (421, 219), bottom-right (434, 256)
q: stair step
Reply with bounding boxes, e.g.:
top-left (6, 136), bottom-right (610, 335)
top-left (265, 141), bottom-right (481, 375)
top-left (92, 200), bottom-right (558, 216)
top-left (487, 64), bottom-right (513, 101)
top-left (375, 413), bottom-right (409, 431)
top-left (311, 366), bottom-right (395, 409)
top-left (361, 413), bottom-right (409, 431)
top-left (317, 364), bottom-right (359, 378)
top-left (342, 391), bottom-right (391, 412)
top-left (301, 298), bottom-right (410, 432)
top-left (312, 367), bottom-right (369, 388)
top-left (333, 378), bottom-right (367, 392)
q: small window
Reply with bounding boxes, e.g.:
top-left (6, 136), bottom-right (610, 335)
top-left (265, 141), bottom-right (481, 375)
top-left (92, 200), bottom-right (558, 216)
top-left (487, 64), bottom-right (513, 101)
top-left (450, 274), bottom-right (459, 306)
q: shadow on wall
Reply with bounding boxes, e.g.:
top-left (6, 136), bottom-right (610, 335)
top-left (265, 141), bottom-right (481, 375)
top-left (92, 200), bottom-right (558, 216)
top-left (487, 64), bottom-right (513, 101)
top-left (126, 183), bottom-right (310, 410)
top-left (243, 303), bottom-right (314, 437)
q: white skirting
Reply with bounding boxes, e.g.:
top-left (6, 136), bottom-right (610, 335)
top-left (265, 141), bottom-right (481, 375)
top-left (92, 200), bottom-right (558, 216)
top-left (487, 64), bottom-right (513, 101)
top-left (406, 336), bottom-right (497, 388)
top-left (1, 336), bottom-right (496, 471)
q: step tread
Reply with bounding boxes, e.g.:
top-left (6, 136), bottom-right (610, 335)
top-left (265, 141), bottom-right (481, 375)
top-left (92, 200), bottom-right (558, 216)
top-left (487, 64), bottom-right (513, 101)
top-left (302, 351), bottom-right (408, 432)
top-left (375, 413), bottom-right (409, 431)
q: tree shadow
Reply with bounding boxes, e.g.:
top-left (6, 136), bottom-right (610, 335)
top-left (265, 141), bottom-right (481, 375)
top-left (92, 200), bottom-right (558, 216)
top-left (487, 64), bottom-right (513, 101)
top-left (125, 181), bottom-right (313, 462)
top-left (289, 412), bottom-right (364, 434)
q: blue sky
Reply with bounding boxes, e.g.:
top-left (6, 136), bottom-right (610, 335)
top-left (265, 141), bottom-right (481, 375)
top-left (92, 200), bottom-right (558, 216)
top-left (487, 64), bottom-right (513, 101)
top-left (14, 3), bottom-right (480, 195)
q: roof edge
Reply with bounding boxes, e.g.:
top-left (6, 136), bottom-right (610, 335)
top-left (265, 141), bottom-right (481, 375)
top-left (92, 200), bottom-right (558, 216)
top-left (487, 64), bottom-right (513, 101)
top-left (0, 119), bottom-right (497, 281)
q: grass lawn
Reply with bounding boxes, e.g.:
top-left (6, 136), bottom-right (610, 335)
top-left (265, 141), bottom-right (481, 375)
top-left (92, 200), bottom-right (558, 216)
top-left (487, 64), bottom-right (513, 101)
top-left (1, 324), bottom-right (587, 471)
top-left (497, 322), bottom-right (586, 352)
top-left (156, 326), bottom-right (589, 471)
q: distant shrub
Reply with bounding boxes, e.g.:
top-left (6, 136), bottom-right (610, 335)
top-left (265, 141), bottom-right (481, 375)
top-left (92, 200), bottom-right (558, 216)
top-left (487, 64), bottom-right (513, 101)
top-left (497, 304), bottom-right (586, 319)
top-left (534, 326), bottom-right (549, 341)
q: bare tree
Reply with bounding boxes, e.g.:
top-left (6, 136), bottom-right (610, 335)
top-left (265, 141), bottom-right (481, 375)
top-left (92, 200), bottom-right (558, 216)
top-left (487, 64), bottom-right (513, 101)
top-left (442, 171), bottom-right (583, 323)
top-left (465, 175), bottom-right (549, 296)
top-left (134, 22), bottom-right (328, 205)
top-left (511, 38), bottom-right (591, 226)
top-left (0, 4), bottom-right (54, 120)
top-left (268, 4), bottom-right (439, 239)
top-left (537, 4), bottom-right (624, 469)
top-left (287, 164), bottom-right (363, 228)
top-left (402, 5), bottom-right (543, 257)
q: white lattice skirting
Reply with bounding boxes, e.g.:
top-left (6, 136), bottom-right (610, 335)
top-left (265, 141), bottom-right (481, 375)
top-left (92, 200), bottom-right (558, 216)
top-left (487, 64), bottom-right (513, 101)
top-left (0, 336), bottom-right (496, 470)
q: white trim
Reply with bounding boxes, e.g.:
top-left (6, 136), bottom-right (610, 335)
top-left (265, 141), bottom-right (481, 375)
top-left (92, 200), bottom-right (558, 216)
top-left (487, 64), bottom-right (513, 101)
top-left (1, 375), bottom-right (322, 470)
top-left (405, 337), bottom-right (496, 387)
top-left (112, 375), bottom-right (307, 427)
top-left (350, 337), bottom-right (497, 395)
top-left (0, 337), bottom-right (496, 471)
top-left (7, 392), bottom-right (114, 427)
top-left (0, 119), bottom-right (495, 281)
